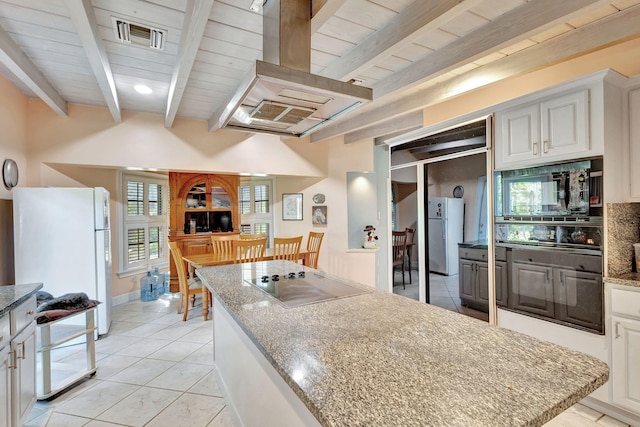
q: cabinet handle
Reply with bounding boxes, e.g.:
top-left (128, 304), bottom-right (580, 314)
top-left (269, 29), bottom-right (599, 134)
top-left (0, 335), bottom-right (3, 343)
top-left (543, 140), bottom-right (549, 153)
top-left (546, 269), bottom-right (551, 283)
top-left (26, 310), bottom-right (34, 316)
top-left (19, 341), bottom-right (26, 359)
top-left (8, 350), bottom-right (15, 369)
top-left (615, 321), bottom-right (621, 339)
top-left (533, 142), bottom-right (538, 155)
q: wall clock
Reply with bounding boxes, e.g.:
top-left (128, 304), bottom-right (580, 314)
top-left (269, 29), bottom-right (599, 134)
top-left (2, 159), bottom-right (18, 189)
top-left (453, 185), bottom-right (464, 198)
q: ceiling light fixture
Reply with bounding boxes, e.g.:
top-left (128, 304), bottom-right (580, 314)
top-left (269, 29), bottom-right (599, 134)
top-left (134, 84), bottom-right (152, 95)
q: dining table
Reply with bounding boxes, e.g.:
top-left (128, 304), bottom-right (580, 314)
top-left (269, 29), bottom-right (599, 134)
top-left (183, 248), bottom-right (312, 320)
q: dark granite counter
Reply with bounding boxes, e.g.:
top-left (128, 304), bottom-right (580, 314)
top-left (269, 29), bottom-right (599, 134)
top-left (605, 272), bottom-right (640, 288)
top-left (458, 240), bottom-right (489, 249)
top-left (198, 261), bottom-right (608, 427)
top-left (0, 283), bottom-right (42, 317)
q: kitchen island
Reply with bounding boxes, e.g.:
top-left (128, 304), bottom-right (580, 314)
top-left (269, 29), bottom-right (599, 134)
top-left (197, 261), bottom-right (608, 427)
top-left (0, 283), bottom-right (42, 315)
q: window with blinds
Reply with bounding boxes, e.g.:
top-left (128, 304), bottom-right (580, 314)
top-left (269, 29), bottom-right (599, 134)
top-left (239, 178), bottom-right (274, 246)
top-left (120, 173), bottom-right (169, 274)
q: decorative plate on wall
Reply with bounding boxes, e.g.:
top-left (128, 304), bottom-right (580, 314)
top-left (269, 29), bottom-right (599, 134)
top-left (312, 193), bottom-right (325, 204)
top-left (2, 159), bottom-right (18, 189)
top-left (453, 185), bottom-right (464, 198)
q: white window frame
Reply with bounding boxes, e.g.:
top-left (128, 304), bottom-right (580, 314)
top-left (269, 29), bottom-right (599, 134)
top-left (239, 177), bottom-right (274, 246)
top-left (118, 171), bottom-right (170, 276)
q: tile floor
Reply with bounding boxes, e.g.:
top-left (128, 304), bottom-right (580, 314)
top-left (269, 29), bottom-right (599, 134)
top-left (26, 292), bottom-right (631, 427)
top-left (393, 270), bottom-right (489, 321)
top-left (25, 294), bottom-right (238, 427)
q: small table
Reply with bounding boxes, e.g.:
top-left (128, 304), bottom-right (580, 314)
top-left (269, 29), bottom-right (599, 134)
top-left (183, 249), bottom-right (311, 320)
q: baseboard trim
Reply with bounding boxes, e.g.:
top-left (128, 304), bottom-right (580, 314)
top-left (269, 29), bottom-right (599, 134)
top-left (112, 290), bottom-right (140, 306)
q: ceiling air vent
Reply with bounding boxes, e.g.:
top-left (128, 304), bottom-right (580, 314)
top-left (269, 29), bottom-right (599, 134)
top-left (112, 17), bottom-right (166, 50)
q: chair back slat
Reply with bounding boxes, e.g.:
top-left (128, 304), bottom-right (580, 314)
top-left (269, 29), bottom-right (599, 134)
top-left (211, 234), bottom-right (239, 256)
top-left (232, 238), bottom-right (267, 263)
top-left (306, 232), bottom-right (324, 269)
top-left (169, 242), bottom-right (188, 293)
top-left (273, 236), bottom-right (302, 262)
top-left (392, 231), bottom-right (407, 265)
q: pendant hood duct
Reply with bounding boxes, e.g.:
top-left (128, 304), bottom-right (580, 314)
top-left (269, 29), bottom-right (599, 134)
top-left (215, 0), bottom-right (373, 138)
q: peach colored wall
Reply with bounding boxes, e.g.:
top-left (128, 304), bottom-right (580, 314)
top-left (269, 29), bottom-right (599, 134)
top-left (0, 74), bottom-right (28, 285)
top-left (422, 38), bottom-right (640, 128)
top-left (276, 137), bottom-right (377, 286)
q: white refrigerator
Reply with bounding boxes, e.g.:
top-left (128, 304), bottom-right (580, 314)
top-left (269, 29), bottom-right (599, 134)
top-left (428, 197), bottom-right (464, 275)
top-left (13, 187), bottom-right (112, 335)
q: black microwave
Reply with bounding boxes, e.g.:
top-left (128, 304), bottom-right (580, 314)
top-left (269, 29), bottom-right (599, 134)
top-left (496, 160), bottom-right (593, 218)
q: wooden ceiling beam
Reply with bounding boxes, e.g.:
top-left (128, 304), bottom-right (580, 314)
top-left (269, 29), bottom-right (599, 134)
top-left (0, 25), bottom-right (67, 116)
top-left (165, 0), bottom-right (215, 128)
top-left (311, 4), bottom-right (640, 143)
top-left (319, 0), bottom-right (482, 82)
top-left (373, 0), bottom-right (610, 99)
top-left (311, 0), bottom-right (348, 33)
top-left (343, 110), bottom-right (422, 144)
top-left (66, 0), bottom-right (121, 122)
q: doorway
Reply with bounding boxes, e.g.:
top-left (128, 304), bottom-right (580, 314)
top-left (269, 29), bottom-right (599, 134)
top-left (388, 116), bottom-right (495, 323)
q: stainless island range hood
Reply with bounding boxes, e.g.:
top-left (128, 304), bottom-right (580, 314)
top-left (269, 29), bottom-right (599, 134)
top-left (213, 0), bottom-right (373, 138)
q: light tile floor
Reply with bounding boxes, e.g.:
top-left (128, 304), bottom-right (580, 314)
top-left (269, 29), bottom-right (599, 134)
top-left (25, 294), bottom-right (237, 427)
top-left (26, 292), bottom-right (631, 427)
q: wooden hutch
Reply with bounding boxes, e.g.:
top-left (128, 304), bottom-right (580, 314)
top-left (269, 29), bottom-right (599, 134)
top-left (168, 172), bottom-right (239, 291)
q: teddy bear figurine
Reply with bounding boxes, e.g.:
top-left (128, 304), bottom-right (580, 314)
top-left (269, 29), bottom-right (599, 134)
top-left (363, 225), bottom-right (378, 249)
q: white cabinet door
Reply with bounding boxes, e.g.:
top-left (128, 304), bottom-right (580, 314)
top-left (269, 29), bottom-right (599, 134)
top-left (0, 345), bottom-right (11, 427)
top-left (629, 88), bottom-right (640, 198)
top-left (11, 322), bottom-right (36, 427)
top-left (497, 104), bottom-right (539, 167)
top-left (540, 90), bottom-right (589, 158)
top-left (611, 315), bottom-right (640, 414)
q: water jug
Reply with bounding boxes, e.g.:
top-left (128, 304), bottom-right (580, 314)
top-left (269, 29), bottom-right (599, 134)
top-left (163, 272), bottom-right (171, 294)
top-left (140, 271), bottom-right (157, 302)
top-left (151, 267), bottom-right (163, 298)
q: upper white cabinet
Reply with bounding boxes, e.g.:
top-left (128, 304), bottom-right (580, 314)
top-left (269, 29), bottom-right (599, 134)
top-left (495, 70), bottom-right (625, 173)
top-left (497, 90), bottom-right (589, 169)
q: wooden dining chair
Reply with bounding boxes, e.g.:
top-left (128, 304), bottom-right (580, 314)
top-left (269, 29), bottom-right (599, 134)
top-left (168, 242), bottom-right (205, 321)
top-left (232, 237), bottom-right (267, 263)
top-left (210, 234), bottom-right (239, 256)
top-left (239, 233), bottom-right (267, 240)
top-left (273, 236), bottom-right (303, 262)
top-left (306, 231), bottom-right (324, 269)
top-left (404, 227), bottom-right (415, 284)
top-left (392, 230), bottom-right (408, 289)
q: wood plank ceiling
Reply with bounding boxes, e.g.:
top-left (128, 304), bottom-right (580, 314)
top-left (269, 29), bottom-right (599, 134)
top-left (0, 0), bottom-right (639, 143)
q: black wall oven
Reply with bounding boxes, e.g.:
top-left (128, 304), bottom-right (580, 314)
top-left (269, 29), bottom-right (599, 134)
top-left (495, 159), bottom-right (604, 334)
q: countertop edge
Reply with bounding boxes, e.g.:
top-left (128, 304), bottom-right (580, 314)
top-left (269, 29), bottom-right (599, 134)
top-left (0, 283), bottom-right (43, 317)
top-left (604, 273), bottom-right (640, 288)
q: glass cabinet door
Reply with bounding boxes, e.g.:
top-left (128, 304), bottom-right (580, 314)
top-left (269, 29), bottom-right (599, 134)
top-left (211, 186), bottom-right (231, 208)
top-left (186, 182), bottom-right (206, 208)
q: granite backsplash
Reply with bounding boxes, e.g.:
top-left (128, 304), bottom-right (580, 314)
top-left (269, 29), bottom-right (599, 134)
top-left (607, 202), bottom-right (640, 276)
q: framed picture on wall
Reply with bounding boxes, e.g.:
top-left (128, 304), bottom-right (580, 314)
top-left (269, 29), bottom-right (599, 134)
top-left (312, 205), bottom-right (327, 226)
top-left (282, 193), bottom-right (303, 221)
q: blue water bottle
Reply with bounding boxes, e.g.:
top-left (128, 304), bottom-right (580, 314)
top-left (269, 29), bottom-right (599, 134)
top-left (151, 267), bottom-right (163, 298)
top-left (140, 271), bottom-right (153, 302)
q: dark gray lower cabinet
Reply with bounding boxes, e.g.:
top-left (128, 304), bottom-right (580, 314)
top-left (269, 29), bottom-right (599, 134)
top-left (459, 248), bottom-right (507, 312)
top-left (510, 261), bottom-right (555, 318)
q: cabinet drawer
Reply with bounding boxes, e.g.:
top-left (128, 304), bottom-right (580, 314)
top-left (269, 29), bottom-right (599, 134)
top-left (459, 248), bottom-right (487, 262)
top-left (611, 288), bottom-right (640, 318)
top-left (10, 295), bottom-right (36, 336)
top-left (0, 314), bottom-right (9, 348)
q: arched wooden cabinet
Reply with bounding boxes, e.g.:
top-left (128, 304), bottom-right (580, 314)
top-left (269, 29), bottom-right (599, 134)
top-left (168, 172), bottom-right (239, 291)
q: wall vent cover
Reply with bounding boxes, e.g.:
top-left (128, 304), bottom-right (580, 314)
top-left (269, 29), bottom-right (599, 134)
top-left (112, 17), bottom-right (166, 50)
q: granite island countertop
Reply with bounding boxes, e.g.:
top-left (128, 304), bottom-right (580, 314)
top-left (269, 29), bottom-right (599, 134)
top-left (0, 283), bottom-right (43, 317)
top-left (198, 261), bottom-right (608, 427)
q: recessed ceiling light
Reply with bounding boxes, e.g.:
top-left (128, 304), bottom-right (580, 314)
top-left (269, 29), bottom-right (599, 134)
top-left (134, 84), bottom-right (152, 94)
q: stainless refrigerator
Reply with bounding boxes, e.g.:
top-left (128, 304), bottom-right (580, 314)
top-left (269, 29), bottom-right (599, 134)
top-left (13, 187), bottom-right (112, 335)
top-left (428, 197), bottom-right (464, 275)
